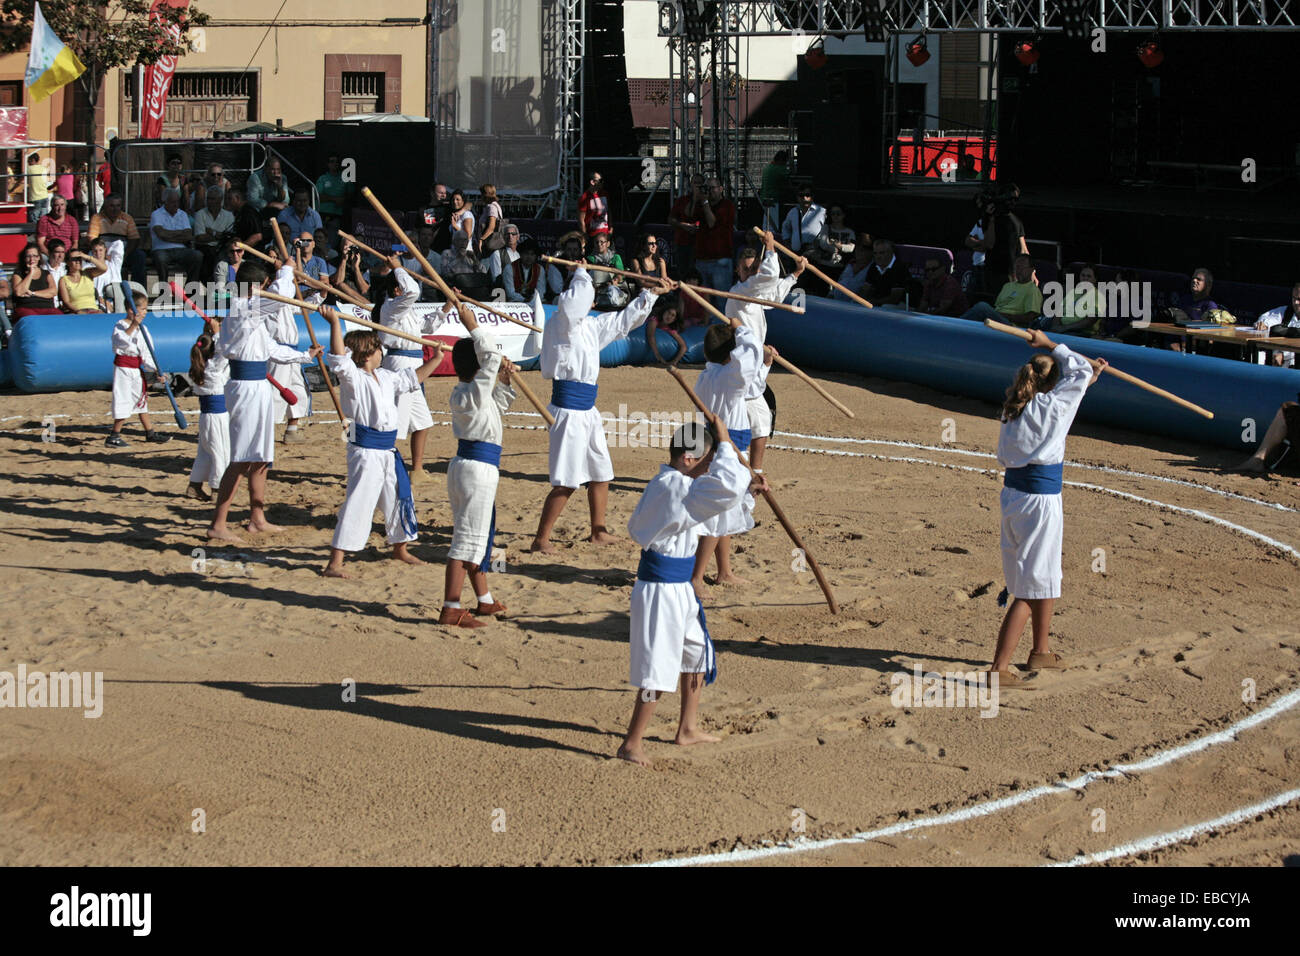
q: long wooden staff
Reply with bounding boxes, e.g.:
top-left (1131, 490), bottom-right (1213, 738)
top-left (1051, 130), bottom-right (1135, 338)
top-left (750, 226), bottom-right (873, 309)
top-left (677, 282), bottom-right (855, 420)
top-left (540, 254), bottom-right (806, 314)
top-left (355, 191), bottom-right (542, 333)
top-left (666, 366), bottom-right (838, 614)
top-left (339, 229), bottom-right (543, 333)
top-left (983, 319), bottom-right (1215, 420)
top-left (235, 240), bottom-right (373, 310)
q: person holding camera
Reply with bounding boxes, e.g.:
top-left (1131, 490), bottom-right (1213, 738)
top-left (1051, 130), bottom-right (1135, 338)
top-left (334, 238), bottom-right (370, 300)
top-left (977, 184), bottom-right (1029, 295)
top-left (294, 232), bottom-right (330, 285)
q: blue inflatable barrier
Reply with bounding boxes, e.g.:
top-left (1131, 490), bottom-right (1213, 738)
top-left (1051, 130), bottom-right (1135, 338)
top-left (768, 297), bottom-right (1300, 451)
top-left (6, 310), bottom-right (334, 393)
top-left (0, 347), bottom-right (11, 389)
top-left (515, 311), bottom-right (708, 371)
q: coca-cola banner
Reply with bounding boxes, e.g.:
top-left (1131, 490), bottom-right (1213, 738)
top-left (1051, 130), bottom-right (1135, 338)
top-left (0, 107), bottom-right (29, 148)
top-left (139, 0), bottom-right (190, 139)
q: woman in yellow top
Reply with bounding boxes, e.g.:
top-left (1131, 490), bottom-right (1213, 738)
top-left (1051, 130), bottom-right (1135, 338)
top-left (1048, 263), bottom-right (1106, 335)
top-left (59, 252), bottom-right (103, 314)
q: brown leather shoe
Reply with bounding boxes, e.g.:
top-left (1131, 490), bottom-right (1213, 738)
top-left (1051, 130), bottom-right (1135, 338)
top-left (473, 600), bottom-right (507, 617)
top-left (438, 607), bottom-right (486, 628)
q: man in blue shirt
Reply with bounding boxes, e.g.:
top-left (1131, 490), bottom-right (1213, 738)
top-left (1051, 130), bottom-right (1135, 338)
top-left (277, 188), bottom-right (324, 239)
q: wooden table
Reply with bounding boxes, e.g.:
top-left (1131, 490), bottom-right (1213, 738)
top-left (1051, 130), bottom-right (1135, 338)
top-left (1139, 322), bottom-right (1290, 363)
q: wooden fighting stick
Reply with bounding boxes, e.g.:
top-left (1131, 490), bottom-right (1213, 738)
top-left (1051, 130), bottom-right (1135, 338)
top-left (666, 366), bottom-right (840, 615)
top-left (677, 282), bottom-right (856, 420)
top-left (983, 319), bottom-right (1215, 420)
top-left (540, 255), bottom-right (807, 315)
top-left (750, 226), bottom-right (874, 309)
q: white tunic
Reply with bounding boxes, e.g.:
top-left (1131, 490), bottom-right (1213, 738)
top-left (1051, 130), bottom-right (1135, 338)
top-left (189, 331), bottom-right (231, 487)
top-left (627, 442), bottom-right (751, 692)
top-left (219, 291), bottom-right (315, 463)
top-left (540, 267), bottom-right (657, 487)
top-left (93, 240), bottom-right (125, 305)
top-left (266, 265), bottom-right (311, 423)
top-left (447, 327), bottom-right (517, 565)
top-left (110, 319), bottom-right (156, 420)
top-left (694, 326), bottom-right (762, 536)
top-left (328, 350), bottom-right (423, 551)
top-left (380, 268), bottom-right (448, 438)
top-left (728, 250), bottom-right (791, 437)
top-left (996, 343), bottom-right (1093, 600)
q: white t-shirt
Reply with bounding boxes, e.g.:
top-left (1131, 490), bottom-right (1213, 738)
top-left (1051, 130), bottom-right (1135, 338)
top-left (150, 207), bottom-right (194, 251)
top-left (968, 222), bottom-right (986, 267)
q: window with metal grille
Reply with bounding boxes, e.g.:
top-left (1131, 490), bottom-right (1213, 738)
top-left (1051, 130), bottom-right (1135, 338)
top-left (125, 71), bottom-right (254, 100)
top-left (342, 73), bottom-right (384, 97)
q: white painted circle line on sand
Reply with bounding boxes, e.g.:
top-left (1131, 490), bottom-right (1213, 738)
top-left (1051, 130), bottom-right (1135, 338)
top-left (1048, 786), bottom-right (1300, 867)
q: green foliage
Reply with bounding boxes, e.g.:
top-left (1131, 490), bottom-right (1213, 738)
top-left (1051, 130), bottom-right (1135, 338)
top-left (0, 1), bottom-right (210, 73)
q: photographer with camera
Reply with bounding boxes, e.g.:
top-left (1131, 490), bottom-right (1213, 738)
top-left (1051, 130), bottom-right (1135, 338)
top-left (333, 238), bottom-right (370, 300)
top-left (293, 232), bottom-right (330, 286)
top-left (975, 183), bottom-right (1029, 296)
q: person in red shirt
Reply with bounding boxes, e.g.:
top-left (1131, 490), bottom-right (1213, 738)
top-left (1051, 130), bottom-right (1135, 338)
top-left (35, 195), bottom-right (79, 260)
top-left (667, 173), bottom-right (706, 279)
top-left (693, 176), bottom-right (736, 301)
top-left (577, 171), bottom-right (610, 240)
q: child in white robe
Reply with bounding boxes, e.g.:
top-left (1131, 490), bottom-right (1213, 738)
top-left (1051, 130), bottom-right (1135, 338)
top-left (266, 263), bottom-right (312, 440)
top-left (187, 323), bottom-right (230, 499)
top-left (439, 305), bottom-right (517, 628)
top-left (990, 328), bottom-right (1104, 684)
top-left (321, 307), bottom-right (445, 577)
top-left (727, 230), bottom-right (805, 471)
top-left (617, 417), bottom-right (765, 767)
top-left (378, 261), bottom-right (449, 479)
top-left (691, 316), bottom-right (773, 591)
top-left (529, 265), bottom-right (670, 553)
top-left (106, 291), bottom-right (171, 447)
top-left (207, 258), bottom-right (322, 542)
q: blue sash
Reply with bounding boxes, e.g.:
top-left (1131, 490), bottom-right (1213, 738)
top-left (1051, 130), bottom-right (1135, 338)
top-left (730, 427), bottom-right (753, 454)
top-left (387, 348), bottom-right (423, 359)
top-left (636, 549), bottom-right (717, 685)
top-left (551, 379), bottom-right (598, 411)
top-left (456, 439), bottom-right (502, 467)
top-left (1003, 462), bottom-right (1063, 495)
top-left (229, 359), bottom-right (268, 381)
top-left (199, 394), bottom-right (227, 414)
top-left (352, 423), bottom-right (418, 537)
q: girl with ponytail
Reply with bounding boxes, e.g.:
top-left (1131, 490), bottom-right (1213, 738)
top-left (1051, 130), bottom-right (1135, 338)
top-left (990, 328), bottom-right (1105, 686)
top-left (187, 324), bottom-right (231, 501)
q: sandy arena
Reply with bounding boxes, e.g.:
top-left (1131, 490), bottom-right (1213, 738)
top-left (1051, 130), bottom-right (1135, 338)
top-left (2, 363), bottom-right (1298, 866)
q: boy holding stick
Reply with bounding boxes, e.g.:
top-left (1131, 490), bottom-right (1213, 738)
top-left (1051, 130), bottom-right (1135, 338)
top-left (106, 291), bottom-right (171, 447)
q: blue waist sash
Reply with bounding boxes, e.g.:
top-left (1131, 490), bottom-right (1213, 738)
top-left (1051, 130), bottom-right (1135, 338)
top-left (730, 427), bottom-right (753, 454)
top-left (199, 394), bottom-right (227, 414)
top-left (1004, 461), bottom-right (1063, 495)
top-left (229, 359), bottom-right (268, 381)
top-left (387, 348), bottom-right (423, 359)
top-left (551, 378), bottom-right (598, 411)
top-left (352, 424), bottom-right (418, 537)
top-left (456, 439), bottom-right (502, 467)
top-left (636, 549), bottom-right (717, 685)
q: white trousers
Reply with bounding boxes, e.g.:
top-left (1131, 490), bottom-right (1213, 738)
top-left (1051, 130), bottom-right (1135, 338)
top-left (1000, 487), bottom-right (1063, 600)
top-left (270, 361), bottom-right (310, 423)
top-left (447, 457), bottom-right (499, 565)
top-left (384, 355), bottom-right (433, 439)
top-left (629, 580), bottom-right (707, 693)
top-left (189, 410), bottom-right (230, 486)
top-left (746, 394), bottom-right (773, 439)
top-left (331, 444), bottom-right (417, 551)
top-left (111, 364), bottom-right (147, 420)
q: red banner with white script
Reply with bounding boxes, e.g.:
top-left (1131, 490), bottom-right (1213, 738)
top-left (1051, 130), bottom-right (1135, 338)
top-left (139, 0), bottom-right (190, 139)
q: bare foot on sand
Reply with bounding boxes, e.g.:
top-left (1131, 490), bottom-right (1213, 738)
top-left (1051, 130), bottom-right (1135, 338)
top-left (393, 549), bottom-right (425, 565)
top-left (713, 572), bottom-right (747, 586)
top-left (691, 578), bottom-right (709, 601)
top-left (615, 744), bottom-right (652, 766)
top-left (530, 537), bottom-right (556, 554)
top-left (206, 525), bottom-right (242, 543)
top-left (245, 519), bottom-right (283, 534)
top-left (186, 482), bottom-right (211, 502)
top-left (674, 729), bottom-right (721, 746)
top-left (588, 530), bottom-right (620, 545)
top-left (1231, 457), bottom-right (1266, 473)
top-left (322, 566), bottom-right (353, 579)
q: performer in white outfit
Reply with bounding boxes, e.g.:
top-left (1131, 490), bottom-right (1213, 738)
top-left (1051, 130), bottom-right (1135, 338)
top-left (186, 324), bottom-right (230, 499)
top-left (378, 260), bottom-right (450, 478)
top-left (529, 264), bottom-right (671, 553)
top-left (266, 263), bottom-right (312, 439)
top-left (691, 318), bottom-right (773, 591)
top-left (617, 417), bottom-right (764, 766)
top-left (439, 306), bottom-right (517, 629)
top-left (990, 329), bottom-right (1104, 684)
top-left (727, 230), bottom-right (805, 470)
top-left (321, 307), bottom-right (444, 578)
top-left (207, 258), bottom-right (322, 542)
top-left (106, 292), bottom-right (171, 447)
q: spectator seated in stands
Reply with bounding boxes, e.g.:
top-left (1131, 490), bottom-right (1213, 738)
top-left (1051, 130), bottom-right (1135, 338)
top-left (645, 293), bottom-right (688, 366)
top-left (193, 185), bottom-right (235, 278)
top-left (11, 243), bottom-right (60, 320)
top-left (226, 186), bottom-right (263, 252)
top-left (861, 238), bottom-right (913, 307)
top-left (1254, 281), bottom-right (1300, 367)
top-left (314, 228), bottom-right (339, 266)
top-left (247, 157), bottom-right (290, 221)
top-left (546, 231), bottom-right (586, 301)
top-left (504, 238), bottom-right (545, 302)
top-left (88, 194), bottom-right (148, 293)
top-left (333, 238), bottom-right (370, 299)
top-left (277, 188), bottom-right (324, 240)
top-left (780, 186), bottom-right (825, 256)
top-left (35, 195), bottom-right (79, 263)
top-left (628, 232), bottom-right (668, 281)
top-left (0, 264), bottom-right (11, 338)
top-left (1165, 267), bottom-right (1220, 324)
top-left (586, 231), bottom-right (629, 309)
top-left (45, 238), bottom-right (67, 287)
top-left (214, 240), bottom-right (244, 294)
top-left (293, 231), bottom-right (330, 285)
top-left (680, 268), bottom-right (709, 327)
top-left (440, 230), bottom-right (490, 298)
top-left (830, 237), bottom-right (874, 303)
top-left (918, 256), bottom-right (968, 317)
top-left (154, 153), bottom-right (184, 209)
top-left (59, 252), bottom-right (102, 314)
top-left (150, 187), bottom-right (203, 284)
top-left (488, 223), bottom-right (521, 286)
top-left (960, 253), bottom-right (1043, 327)
top-left (1039, 263), bottom-right (1105, 336)
top-left (88, 237), bottom-right (127, 311)
top-left (399, 226), bottom-right (441, 302)
top-left (814, 205), bottom-right (855, 271)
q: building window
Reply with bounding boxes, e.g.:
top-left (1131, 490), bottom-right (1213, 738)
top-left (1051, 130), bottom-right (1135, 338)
top-left (122, 70), bottom-right (259, 138)
top-left (341, 72), bottom-right (385, 115)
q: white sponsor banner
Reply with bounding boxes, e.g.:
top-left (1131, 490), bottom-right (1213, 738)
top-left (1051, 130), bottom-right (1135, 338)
top-left (335, 300), bottom-right (545, 364)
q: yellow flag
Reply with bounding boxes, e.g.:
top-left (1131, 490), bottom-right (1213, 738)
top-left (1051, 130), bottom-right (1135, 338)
top-left (25, 3), bottom-right (87, 103)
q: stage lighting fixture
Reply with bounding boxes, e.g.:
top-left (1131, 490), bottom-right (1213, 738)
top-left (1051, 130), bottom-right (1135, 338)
top-left (862, 1), bottom-right (887, 44)
top-left (905, 36), bottom-right (930, 67)
top-left (1014, 37), bottom-right (1041, 66)
top-left (1059, 0), bottom-right (1090, 40)
top-left (805, 40), bottom-right (828, 69)
top-left (1136, 38), bottom-right (1164, 68)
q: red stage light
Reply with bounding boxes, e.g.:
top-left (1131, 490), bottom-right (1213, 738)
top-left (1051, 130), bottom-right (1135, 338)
top-left (1014, 39), bottom-right (1040, 66)
top-left (805, 42), bottom-right (828, 70)
top-left (1137, 40), bottom-right (1164, 68)
top-left (906, 36), bottom-right (930, 67)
